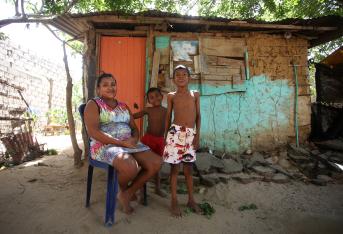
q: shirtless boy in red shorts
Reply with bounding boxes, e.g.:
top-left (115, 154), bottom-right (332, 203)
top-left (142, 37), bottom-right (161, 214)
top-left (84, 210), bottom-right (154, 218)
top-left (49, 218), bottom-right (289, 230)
top-left (134, 87), bottom-right (167, 197)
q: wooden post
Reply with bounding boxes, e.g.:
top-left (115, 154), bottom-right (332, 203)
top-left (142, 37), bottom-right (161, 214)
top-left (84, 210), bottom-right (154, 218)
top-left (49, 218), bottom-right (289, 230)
top-left (146, 26), bottom-right (154, 91)
top-left (83, 27), bottom-right (97, 100)
top-left (150, 50), bottom-right (160, 88)
top-left (244, 49), bottom-right (250, 80)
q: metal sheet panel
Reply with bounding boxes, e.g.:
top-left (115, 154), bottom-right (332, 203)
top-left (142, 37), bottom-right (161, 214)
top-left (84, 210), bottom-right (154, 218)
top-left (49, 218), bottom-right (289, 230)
top-left (100, 36), bottom-right (146, 132)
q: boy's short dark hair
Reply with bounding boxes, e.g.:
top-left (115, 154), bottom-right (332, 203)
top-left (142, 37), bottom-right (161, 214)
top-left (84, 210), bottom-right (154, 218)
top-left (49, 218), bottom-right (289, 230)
top-left (146, 87), bottom-right (162, 102)
top-left (96, 72), bottom-right (115, 87)
top-left (173, 65), bottom-right (190, 78)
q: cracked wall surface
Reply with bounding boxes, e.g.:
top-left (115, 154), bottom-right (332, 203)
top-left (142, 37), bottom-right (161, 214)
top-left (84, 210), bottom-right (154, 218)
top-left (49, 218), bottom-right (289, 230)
top-left (192, 34), bottom-right (311, 153)
top-left (196, 75), bottom-right (293, 152)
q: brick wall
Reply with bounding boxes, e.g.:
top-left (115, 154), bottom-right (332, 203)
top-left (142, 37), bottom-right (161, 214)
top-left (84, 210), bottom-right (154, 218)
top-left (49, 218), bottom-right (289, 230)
top-left (0, 39), bottom-right (67, 135)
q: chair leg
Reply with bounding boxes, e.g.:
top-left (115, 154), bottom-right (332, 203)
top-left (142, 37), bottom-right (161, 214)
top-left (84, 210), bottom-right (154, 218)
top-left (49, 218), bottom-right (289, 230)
top-left (112, 171), bottom-right (119, 222)
top-left (105, 166), bottom-right (115, 226)
top-left (86, 165), bottom-right (94, 208)
top-left (143, 183), bottom-right (148, 206)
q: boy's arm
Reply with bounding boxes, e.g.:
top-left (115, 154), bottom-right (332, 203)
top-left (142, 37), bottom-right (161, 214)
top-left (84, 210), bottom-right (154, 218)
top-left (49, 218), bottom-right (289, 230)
top-left (133, 108), bottom-right (147, 119)
top-left (164, 93), bottom-right (173, 138)
top-left (193, 91), bottom-right (201, 149)
top-left (126, 105), bottom-right (140, 144)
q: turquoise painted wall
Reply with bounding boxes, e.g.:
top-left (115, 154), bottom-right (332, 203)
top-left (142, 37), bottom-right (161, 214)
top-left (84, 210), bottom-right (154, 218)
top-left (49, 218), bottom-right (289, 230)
top-left (152, 36), bottom-right (295, 153)
top-left (190, 75), bottom-right (293, 153)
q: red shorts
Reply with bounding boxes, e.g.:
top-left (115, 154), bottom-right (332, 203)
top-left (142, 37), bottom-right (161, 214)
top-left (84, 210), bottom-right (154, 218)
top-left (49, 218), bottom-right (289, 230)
top-left (141, 133), bottom-right (165, 157)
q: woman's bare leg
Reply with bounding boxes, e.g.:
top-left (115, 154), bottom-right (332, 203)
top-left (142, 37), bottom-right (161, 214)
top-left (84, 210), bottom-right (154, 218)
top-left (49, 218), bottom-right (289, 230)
top-left (117, 150), bottom-right (162, 214)
top-left (112, 153), bottom-right (139, 214)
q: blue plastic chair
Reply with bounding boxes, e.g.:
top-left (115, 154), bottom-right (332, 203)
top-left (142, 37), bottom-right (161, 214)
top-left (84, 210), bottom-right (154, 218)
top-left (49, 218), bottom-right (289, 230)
top-left (78, 103), bottom-right (147, 226)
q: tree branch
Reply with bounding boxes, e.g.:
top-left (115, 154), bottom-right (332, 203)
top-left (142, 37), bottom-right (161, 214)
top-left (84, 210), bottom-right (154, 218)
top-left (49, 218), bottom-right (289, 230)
top-left (1, 0), bottom-right (78, 28)
top-left (63, 42), bottom-right (72, 83)
top-left (15, 0), bottom-right (20, 16)
top-left (43, 24), bottom-right (82, 54)
top-left (0, 16), bottom-right (53, 28)
top-left (43, 23), bottom-right (63, 42)
top-left (185, 0), bottom-right (200, 15)
top-left (62, 40), bottom-right (83, 167)
top-left (20, 0), bottom-right (26, 18)
top-left (64, 0), bottom-right (79, 14)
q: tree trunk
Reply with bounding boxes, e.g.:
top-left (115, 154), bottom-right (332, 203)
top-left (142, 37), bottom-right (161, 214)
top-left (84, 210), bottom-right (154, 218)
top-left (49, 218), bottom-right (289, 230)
top-left (63, 42), bottom-right (83, 167)
top-left (14, 0), bottom-right (20, 16)
top-left (47, 78), bottom-right (53, 124)
top-left (81, 60), bottom-right (89, 161)
top-left (81, 125), bottom-right (89, 161)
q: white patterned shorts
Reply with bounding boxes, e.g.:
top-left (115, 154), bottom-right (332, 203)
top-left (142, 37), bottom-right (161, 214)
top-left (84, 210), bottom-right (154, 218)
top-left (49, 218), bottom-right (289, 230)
top-left (163, 124), bottom-right (196, 164)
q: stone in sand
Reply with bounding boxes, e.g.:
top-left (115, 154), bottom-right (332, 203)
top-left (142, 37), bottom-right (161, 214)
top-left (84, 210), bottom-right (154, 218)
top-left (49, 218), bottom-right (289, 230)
top-left (221, 159), bottom-right (243, 174)
top-left (252, 166), bottom-right (276, 177)
top-left (271, 173), bottom-right (290, 184)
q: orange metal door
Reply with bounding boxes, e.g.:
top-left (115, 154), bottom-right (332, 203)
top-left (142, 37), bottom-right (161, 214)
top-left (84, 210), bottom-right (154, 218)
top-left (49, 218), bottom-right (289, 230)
top-left (100, 36), bottom-right (146, 132)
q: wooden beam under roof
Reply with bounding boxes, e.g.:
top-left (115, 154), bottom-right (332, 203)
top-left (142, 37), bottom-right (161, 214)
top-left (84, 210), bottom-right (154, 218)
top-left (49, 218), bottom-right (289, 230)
top-left (76, 15), bottom-right (338, 31)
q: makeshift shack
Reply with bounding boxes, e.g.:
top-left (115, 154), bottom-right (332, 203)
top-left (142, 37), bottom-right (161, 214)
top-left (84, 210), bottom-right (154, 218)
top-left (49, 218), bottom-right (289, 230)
top-left (51, 11), bottom-right (343, 153)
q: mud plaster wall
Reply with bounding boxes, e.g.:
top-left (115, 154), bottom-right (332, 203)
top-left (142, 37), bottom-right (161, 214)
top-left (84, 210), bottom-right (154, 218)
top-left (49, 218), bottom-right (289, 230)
top-left (0, 40), bottom-right (67, 133)
top-left (190, 34), bottom-right (311, 153)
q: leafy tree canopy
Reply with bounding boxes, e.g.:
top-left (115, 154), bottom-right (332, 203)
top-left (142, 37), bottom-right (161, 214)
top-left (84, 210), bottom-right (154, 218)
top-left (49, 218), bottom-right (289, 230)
top-left (2, 0), bottom-right (342, 61)
top-left (198, 0), bottom-right (342, 20)
top-left (20, 0), bottom-right (341, 19)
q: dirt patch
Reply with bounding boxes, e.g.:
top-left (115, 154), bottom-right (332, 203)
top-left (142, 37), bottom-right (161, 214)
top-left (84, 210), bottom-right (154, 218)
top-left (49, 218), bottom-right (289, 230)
top-left (0, 152), bottom-right (342, 234)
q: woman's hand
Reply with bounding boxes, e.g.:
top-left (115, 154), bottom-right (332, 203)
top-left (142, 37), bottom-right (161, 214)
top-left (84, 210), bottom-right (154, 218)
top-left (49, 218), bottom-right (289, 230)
top-left (121, 137), bottom-right (138, 149)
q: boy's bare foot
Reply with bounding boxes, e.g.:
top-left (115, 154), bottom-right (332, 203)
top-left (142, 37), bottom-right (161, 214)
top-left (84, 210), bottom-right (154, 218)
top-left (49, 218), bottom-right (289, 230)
top-left (130, 193), bottom-right (138, 201)
top-left (155, 189), bottom-right (167, 198)
top-left (118, 191), bottom-right (134, 214)
top-left (139, 195), bottom-right (145, 205)
top-left (170, 201), bottom-right (182, 217)
top-left (138, 188), bottom-right (145, 205)
top-left (187, 201), bottom-right (202, 214)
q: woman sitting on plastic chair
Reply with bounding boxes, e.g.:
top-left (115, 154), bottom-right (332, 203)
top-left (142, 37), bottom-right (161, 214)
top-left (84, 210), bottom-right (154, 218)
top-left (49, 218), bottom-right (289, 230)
top-left (84, 72), bottom-right (162, 214)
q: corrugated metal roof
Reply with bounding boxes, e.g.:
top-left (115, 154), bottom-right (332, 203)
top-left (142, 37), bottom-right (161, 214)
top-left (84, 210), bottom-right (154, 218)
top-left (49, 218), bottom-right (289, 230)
top-left (321, 46), bottom-right (343, 66)
top-left (65, 10), bottom-right (342, 26)
top-left (50, 10), bottom-right (343, 47)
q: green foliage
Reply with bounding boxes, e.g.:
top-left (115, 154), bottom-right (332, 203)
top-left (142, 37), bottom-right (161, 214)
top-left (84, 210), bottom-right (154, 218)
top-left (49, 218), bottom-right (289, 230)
top-left (309, 37), bottom-right (343, 63)
top-left (5, 0), bottom-right (343, 19)
top-left (0, 32), bottom-right (8, 40)
top-left (46, 108), bottom-right (67, 125)
top-left (308, 63), bottom-right (317, 99)
top-left (69, 40), bottom-right (84, 55)
top-left (72, 79), bottom-right (83, 125)
top-left (199, 202), bottom-right (215, 218)
top-left (4, 0), bottom-right (343, 80)
top-left (72, 79), bottom-right (83, 106)
top-left (198, 0), bottom-right (343, 20)
top-left (183, 206), bottom-right (193, 215)
top-left (238, 203), bottom-right (258, 211)
top-left (44, 149), bottom-right (58, 155)
top-left (176, 183), bottom-right (188, 194)
top-left (43, 0), bottom-right (71, 14)
top-left (183, 202), bottom-right (215, 218)
top-left (24, 108), bottom-right (39, 130)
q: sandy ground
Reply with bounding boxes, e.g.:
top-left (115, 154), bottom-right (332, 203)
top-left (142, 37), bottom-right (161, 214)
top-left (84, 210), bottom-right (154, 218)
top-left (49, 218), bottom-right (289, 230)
top-left (0, 135), bottom-right (342, 234)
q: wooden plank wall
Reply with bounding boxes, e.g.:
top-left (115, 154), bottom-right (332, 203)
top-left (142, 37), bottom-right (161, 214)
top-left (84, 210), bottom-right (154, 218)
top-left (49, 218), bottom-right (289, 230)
top-left (200, 37), bottom-right (246, 86)
top-left (152, 35), bottom-right (248, 93)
